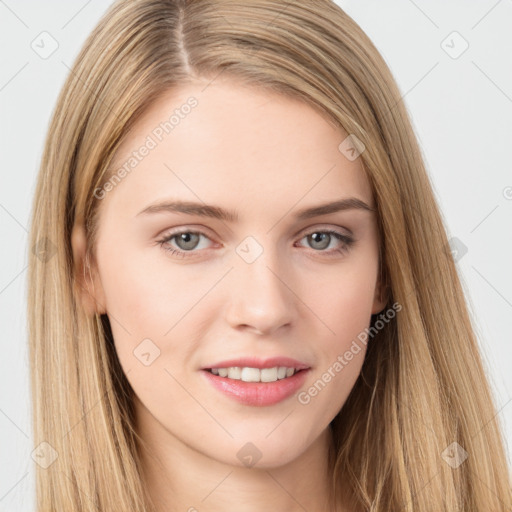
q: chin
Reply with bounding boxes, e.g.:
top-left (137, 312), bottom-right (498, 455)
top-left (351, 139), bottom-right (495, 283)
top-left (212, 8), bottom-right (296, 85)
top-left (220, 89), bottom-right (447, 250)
top-left (204, 431), bottom-right (313, 470)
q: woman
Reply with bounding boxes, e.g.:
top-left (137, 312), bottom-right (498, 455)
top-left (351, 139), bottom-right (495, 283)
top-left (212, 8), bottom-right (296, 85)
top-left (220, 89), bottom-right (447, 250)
top-left (27, 0), bottom-right (512, 510)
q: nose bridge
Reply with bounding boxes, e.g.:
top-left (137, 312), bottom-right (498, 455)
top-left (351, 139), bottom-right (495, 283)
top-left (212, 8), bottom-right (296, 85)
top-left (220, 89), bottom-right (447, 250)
top-left (226, 236), bottom-right (295, 334)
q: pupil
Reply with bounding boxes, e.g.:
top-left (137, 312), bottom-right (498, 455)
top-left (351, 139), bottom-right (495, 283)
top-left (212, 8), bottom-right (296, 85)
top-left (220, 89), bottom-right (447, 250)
top-left (177, 232), bottom-right (199, 250)
top-left (310, 232), bottom-right (329, 250)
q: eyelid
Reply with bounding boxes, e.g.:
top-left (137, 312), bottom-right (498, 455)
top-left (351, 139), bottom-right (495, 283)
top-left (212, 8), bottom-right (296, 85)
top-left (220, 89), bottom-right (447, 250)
top-left (158, 225), bottom-right (217, 242)
top-left (296, 223), bottom-right (353, 238)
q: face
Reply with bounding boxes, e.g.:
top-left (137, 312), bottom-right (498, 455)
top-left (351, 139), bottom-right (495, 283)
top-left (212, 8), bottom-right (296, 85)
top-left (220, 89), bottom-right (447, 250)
top-left (74, 77), bottom-right (386, 469)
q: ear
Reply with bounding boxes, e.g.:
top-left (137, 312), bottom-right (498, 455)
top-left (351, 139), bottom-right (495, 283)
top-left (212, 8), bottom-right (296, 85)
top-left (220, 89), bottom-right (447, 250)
top-left (371, 275), bottom-right (388, 315)
top-left (71, 222), bottom-right (107, 316)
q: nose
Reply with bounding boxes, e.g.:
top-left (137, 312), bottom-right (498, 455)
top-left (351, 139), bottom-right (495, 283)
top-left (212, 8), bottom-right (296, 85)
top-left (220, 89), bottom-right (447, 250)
top-left (224, 248), bottom-right (296, 336)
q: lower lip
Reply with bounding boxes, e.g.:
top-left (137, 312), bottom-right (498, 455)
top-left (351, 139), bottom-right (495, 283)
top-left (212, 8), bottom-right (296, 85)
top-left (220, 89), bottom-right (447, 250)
top-left (201, 369), bottom-right (310, 406)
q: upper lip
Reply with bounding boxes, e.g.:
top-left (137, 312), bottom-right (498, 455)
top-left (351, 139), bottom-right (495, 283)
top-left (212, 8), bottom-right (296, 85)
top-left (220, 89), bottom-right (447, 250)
top-left (202, 356), bottom-right (311, 371)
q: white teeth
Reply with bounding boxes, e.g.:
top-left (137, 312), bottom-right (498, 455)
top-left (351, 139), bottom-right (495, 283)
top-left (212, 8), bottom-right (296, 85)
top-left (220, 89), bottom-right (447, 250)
top-left (227, 367), bottom-right (241, 379)
top-left (241, 367), bottom-right (261, 382)
top-left (209, 366), bottom-right (298, 382)
top-left (260, 367), bottom-right (278, 382)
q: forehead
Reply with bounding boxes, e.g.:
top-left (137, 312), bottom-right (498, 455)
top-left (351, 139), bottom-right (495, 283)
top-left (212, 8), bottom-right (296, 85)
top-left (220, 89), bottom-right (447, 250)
top-left (103, 77), bottom-right (373, 218)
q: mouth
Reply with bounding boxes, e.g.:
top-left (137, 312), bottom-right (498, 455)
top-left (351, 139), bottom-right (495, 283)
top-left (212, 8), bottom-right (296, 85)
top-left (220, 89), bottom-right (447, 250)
top-left (204, 366), bottom-right (305, 383)
top-left (201, 366), bottom-right (311, 406)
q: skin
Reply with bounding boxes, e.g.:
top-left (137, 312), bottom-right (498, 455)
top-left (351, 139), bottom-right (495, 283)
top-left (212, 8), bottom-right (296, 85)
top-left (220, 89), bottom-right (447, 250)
top-left (72, 76), bottom-right (387, 512)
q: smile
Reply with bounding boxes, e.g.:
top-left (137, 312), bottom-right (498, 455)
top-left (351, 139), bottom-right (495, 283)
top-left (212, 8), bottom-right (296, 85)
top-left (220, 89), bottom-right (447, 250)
top-left (202, 368), bottom-right (310, 406)
top-left (207, 366), bottom-right (298, 382)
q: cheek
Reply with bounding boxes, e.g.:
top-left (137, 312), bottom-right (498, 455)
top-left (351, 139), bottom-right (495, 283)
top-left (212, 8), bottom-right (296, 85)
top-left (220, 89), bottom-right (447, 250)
top-left (98, 244), bottom-right (205, 335)
top-left (97, 244), bottom-right (218, 391)
top-left (298, 257), bottom-right (377, 414)
top-left (311, 256), bottom-right (378, 341)
top-left (297, 295), bottom-right (371, 429)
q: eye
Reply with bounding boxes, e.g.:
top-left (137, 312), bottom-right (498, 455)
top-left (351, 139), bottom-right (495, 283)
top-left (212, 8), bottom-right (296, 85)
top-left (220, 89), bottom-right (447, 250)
top-left (296, 229), bottom-right (354, 257)
top-left (158, 230), bottom-right (214, 258)
top-left (157, 228), bottom-right (355, 259)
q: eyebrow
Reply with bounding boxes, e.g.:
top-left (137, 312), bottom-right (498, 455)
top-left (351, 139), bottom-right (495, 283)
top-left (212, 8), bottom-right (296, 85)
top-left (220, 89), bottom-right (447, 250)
top-left (136, 197), bottom-right (375, 222)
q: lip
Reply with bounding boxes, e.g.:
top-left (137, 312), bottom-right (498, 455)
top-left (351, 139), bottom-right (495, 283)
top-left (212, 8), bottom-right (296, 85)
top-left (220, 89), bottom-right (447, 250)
top-left (202, 356), bottom-right (310, 371)
top-left (201, 367), bottom-right (311, 406)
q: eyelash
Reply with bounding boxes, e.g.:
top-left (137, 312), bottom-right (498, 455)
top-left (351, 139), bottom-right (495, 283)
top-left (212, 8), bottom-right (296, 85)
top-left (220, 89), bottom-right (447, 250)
top-left (157, 228), bottom-right (355, 259)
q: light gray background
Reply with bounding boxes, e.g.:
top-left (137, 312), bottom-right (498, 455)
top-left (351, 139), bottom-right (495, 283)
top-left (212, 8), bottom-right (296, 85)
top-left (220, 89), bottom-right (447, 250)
top-left (1, 1), bottom-right (511, 509)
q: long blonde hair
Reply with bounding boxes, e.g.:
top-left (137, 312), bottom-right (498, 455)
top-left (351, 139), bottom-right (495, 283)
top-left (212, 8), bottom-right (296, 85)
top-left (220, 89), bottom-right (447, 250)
top-left (27, 0), bottom-right (511, 510)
